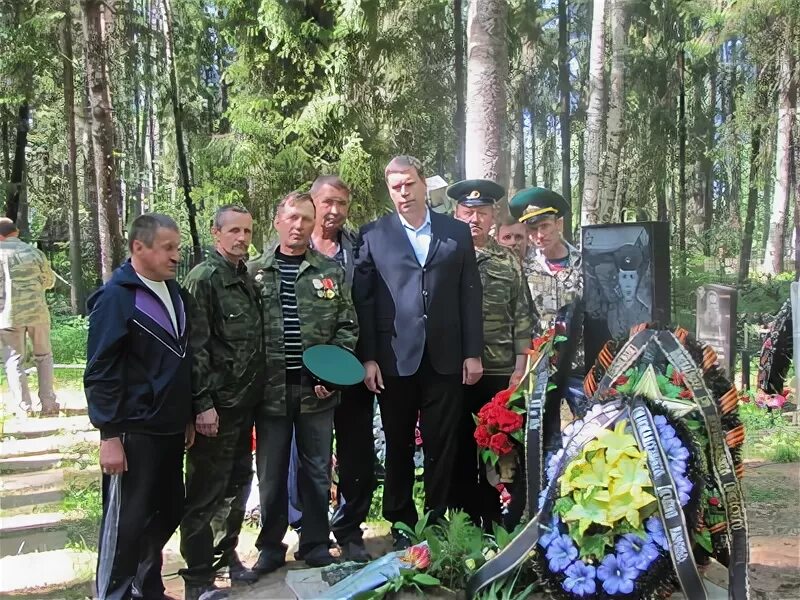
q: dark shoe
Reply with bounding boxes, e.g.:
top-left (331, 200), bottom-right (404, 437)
top-left (340, 540), bottom-right (371, 563)
top-left (185, 583), bottom-right (223, 600)
top-left (303, 544), bottom-right (336, 568)
top-left (227, 553), bottom-right (259, 584)
top-left (392, 530), bottom-right (412, 551)
top-left (252, 553), bottom-right (286, 576)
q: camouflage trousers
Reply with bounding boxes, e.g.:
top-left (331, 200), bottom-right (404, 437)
top-left (0, 325), bottom-right (58, 414)
top-left (179, 405), bottom-right (254, 585)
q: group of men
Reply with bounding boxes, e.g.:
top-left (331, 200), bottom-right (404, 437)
top-left (81, 154), bottom-right (584, 600)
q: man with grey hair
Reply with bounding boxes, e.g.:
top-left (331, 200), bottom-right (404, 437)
top-left (0, 217), bottom-right (59, 416)
top-left (85, 213), bottom-right (193, 600)
top-left (179, 205), bottom-right (262, 599)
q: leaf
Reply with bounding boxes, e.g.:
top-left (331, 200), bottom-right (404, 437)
top-left (695, 529), bottom-right (713, 554)
top-left (579, 533), bottom-right (610, 560)
top-left (412, 573), bottom-right (441, 586)
top-left (394, 521), bottom-right (417, 541)
top-left (553, 496), bottom-right (576, 516)
top-left (564, 495), bottom-right (610, 535)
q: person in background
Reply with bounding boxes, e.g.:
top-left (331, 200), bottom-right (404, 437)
top-left (0, 217), bottom-right (59, 417)
top-left (309, 175), bottom-right (376, 562)
top-left (495, 214), bottom-right (528, 264)
top-left (450, 179), bottom-right (535, 529)
top-left (352, 155), bottom-right (483, 548)
top-left (85, 214), bottom-right (193, 600)
top-left (250, 192), bottom-right (358, 573)
top-left (179, 205), bottom-right (263, 600)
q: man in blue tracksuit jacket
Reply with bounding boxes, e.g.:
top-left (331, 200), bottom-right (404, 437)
top-left (85, 214), bottom-right (193, 600)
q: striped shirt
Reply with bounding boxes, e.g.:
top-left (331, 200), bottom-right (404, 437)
top-left (276, 251), bottom-right (304, 383)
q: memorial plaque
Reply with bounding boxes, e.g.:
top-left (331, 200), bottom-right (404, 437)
top-left (582, 222), bottom-right (671, 371)
top-left (696, 284), bottom-right (738, 375)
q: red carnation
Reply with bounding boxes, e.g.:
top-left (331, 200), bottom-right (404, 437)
top-left (709, 497), bottom-right (720, 507)
top-left (496, 408), bottom-right (523, 433)
top-left (679, 389), bottom-right (693, 399)
top-left (474, 425), bottom-right (492, 448)
top-left (671, 371), bottom-right (685, 385)
top-left (492, 388), bottom-right (514, 407)
top-left (489, 433), bottom-right (514, 456)
top-left (615, 375), bottom-right (629, 386)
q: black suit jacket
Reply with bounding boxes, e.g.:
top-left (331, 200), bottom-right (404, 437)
top-left (353, 210), bottom-right (483, 377)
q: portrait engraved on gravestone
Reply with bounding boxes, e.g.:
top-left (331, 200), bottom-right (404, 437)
top-left (696, 284), bottom-right (737, 375)
top-left (583, 226), bottom-right (653, 339)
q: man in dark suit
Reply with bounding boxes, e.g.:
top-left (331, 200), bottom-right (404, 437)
top-left (353, 155), bottom-right (483, 547)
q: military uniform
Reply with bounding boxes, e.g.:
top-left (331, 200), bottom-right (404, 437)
top-left (179, 250), bottom-right (263, 588)
top-left (448, 179), bottom-right (536, 529)
top-left (0, 236), bottom-right (58, 414)
top-left (249, 247), bottom-right (358, 567)
top-left (510, 187), bottom-right (587, 445)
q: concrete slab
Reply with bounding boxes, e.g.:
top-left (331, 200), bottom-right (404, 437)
top-left (0, 431), bottom-right (98, 459)
top-left (2, 415), bottom-right (93, 439)
top-left (0, 549), bottom-right (94, 593)
top-left (0, 453), bottom-right (62, 474)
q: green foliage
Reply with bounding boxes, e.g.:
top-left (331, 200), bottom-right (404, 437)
top-left (425, 511), bottom-right (486, 590)
top-left (739, 401), bottom-right (790, 430)
top-left (752, 428), bottom-right (800, 463)
top-left (354, 569), bottom-right (441, 600)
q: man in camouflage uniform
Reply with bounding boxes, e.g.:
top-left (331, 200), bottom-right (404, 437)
top-left (510, 188), bottom-right (585, 444)
top-left (449, 180), bottom-right (535, 529)
top-left (250, 192), bottom-right (358, 573)
top-left (0, 218), bottom-right (58, 416)
top-left (180, 205), bottom-right (263, 600)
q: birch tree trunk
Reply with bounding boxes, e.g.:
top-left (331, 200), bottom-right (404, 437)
top-left (63, 1), bottom-right (86, 314)
top-left (598, 0), bottom-right (625, 222)
top-left (580, 0), bottom-right (606, 226)
top-left (762, 38), bottom-right (795, 275)
top-left (465, 0), bottom-right (508, 181)
top-left (81, 0), bottom-right (125, 281)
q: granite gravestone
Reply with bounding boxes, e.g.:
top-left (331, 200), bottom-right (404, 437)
top-left (696, 284), bottom-right (738, 376)
top-left (582, 222), bottom-right (671, 371)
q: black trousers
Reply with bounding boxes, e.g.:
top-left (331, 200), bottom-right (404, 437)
top-left (451, 374), bottom-right (509, 529)
top-left (331, 384), bottom-right (377, 544)
top-left (255, 384), bottom-right (335, 559)
top-left (379, 354), bottom-right (462, 528)
top-left (96, 433), bottom-right (184, 600)
top-left (179, 406), bottom-right (254, 585)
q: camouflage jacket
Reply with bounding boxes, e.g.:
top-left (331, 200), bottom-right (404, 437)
top-left (476, 240), bottom-right (536, 375)
top-left (0, 238), bottom-right (55, 329)
top-left (523, 241), bottom-right (583, 331)
top-left (250, 247), bottom-right (359, 416)
top-left (184, 250), bottom-right (264, 414)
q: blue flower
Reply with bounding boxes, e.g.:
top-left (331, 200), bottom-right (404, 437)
top-left (669, 459), bottom-right (687, 475)
top-left (597, 554), bottom-right (639, 595)
top-left (546, 449), bottom-right (564, 481)
top-left (538, 515), bottom-right (561, 549)
top-left (646, 516), bottom-right (669, 550)
top-left (616, 533), bottom-right (661, 570)
top-left (562, 560), bottom-right (597, 596)
top-left (546, 534), bottom-right (579, 573)
top-left (664, 438), bottom-right (690, 463)
top-left (673, 474), bottom-right (693, 505)
top-left (657, 424), bottom-right (677, 441)
top-left (654, 415), bottom-right (668, 427)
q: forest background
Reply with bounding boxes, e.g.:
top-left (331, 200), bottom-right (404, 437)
top-left (0, 0), bottom-right (797, 359)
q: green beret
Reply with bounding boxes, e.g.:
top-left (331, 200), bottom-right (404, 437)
top-left (446, 179), bottom-right (506, 207)
top-left (508, 187), bottom-right (570, 224)
top-left (302, 344), bottom-right (365, 390)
